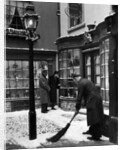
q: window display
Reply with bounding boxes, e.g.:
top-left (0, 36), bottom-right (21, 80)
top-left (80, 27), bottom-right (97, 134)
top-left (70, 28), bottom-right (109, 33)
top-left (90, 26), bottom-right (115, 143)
top-left (59, 48), bottom-right (80, 100)
top-left (6, 60), bottom-right (42, 100)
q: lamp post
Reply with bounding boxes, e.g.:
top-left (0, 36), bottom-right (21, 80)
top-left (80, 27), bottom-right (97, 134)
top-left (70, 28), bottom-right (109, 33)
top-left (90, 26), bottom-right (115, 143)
top-left (23, 5), bottom-right (40, 140)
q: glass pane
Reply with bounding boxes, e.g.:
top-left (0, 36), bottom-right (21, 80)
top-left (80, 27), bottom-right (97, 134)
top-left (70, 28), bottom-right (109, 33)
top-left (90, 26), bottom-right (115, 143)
top-left (34, 79), bottom-right (38, 88)
top-left (105, 65), bottom-right (109, 76)
top-left (69, 69), bottom-right (74, 77)
top-left (100, 65), bottom-right (104, 76)
top-left (95, 55), bottom-right (100, 64)
top-left (60, 89), bottom-right (68, 97)
top-left (17, 89), bottom-right (24, 98)
top-left (9, 79), bottom-right (16, 88)
top-left (35, 61), bottom-right (39, 70)
top-left (6, 70), bottom-right (9, 78)
top-left (100, 53), bottom-right (105, 64)
top-left (6, 61), bottom-right (9, 69)
top-left (11, 89), bottom-right (17, 98)
top-left (96, 76), bottom-right (100, 85)
top-left (105, 90), bottom-right (109, 101)
top-left (63, 69), bottom-right (67, 78)
top-left (59, 61), bottom-right (63, 68)
top-left (62, 79), bottom-right (68, 87)
top-left (101, 89), bottom-right (105, 100)
top-left (59, 52), bottom-right (62, 60)
top-left (16, 70), bottom-right (23, 78)
top-left (6, 79), bottom-right (10, 88)
top-left (16, 79), bottom-right (23, 88)
top-left (74, 67), bottom-right (80, 75)
top-left (100, 41), bottom-right (105, 52)
top-left (10, 1), bottom-right (16, 6)
top-left (105, 77), bottom-right (109, 89)
top-left (23, 89), bottom-right (29, 98)
top-left (62, 51), bottom-right (68, 60)
top-left (17, 1), bottom-right (23, 7)
top-left (105, 52), bottom-right (109, 63)
top-left (9, 70), bottom-right (15, 78)
top-left (60, 79), bottom-right (64, 87)
top-left (10, 6), bottom-right (15, 16)
top-left (87, 66), bottom-right (91, 75)
top-left (18, 7), bottom-right (24, 17)
top-left (22, 61), bottom-right (29, 70)
top-left (68, 50), bottom-right (72, 59)
top-left (23, 79), bottom-right (29, 88)
top-left (13, 61), bottom-right (19, 69)
top-left (6, 15), bottom-right (10, 28)
top-left (105, 39), bottom-right (109, 50)
top-left (6, 0), bottom-right (10, 5)
top-left (86, 56), bottom-right (91, 65)
top-left (9, 61), bottom-right (15, 70)
top-left (6, 90), bottom-right (11, 98)
top-left (95, 65), bottom-right (100, 74)
top-left (23, 70), bottom-right (29, 78)
top-left (6, 5), bottom-right (10, 15)
top-left (101, 78), bottom-right (105, 88)
top-left (63, 60), bottom-right (68, 68)
top-left (74, 57), bottom-right (80, 66)
top-left (59, 70), bottom-right (63, 78)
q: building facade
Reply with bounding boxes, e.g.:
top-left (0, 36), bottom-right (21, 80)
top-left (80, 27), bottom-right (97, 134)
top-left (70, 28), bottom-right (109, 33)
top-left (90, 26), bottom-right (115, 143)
top-left (56, 2), bottom-right (118, 143)
top-left (5, 1), bottom-right (118, 143)
top-left (57, 2), bottom-right (113, 110)
top-left (5, 1), bottom-right (60, 112)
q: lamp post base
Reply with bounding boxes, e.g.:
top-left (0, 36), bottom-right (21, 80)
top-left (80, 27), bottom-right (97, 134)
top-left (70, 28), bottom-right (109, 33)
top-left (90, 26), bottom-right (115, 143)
top-left (29, 111), bottom-right (37, 140)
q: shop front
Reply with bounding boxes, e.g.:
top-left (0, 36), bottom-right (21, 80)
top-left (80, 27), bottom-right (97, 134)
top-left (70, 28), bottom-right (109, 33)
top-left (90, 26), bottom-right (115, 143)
top-left (56, 11), bottom-right (118, 143)
top-left (6, 46), bottom-right (57, 112)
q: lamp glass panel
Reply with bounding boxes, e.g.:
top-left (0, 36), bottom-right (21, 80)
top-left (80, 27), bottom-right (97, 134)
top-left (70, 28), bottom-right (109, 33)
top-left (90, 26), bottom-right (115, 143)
top-left (24, 17), bottom-right (37, 30)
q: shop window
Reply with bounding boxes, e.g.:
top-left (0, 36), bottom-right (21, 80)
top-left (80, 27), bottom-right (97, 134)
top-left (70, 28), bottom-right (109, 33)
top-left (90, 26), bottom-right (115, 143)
top-left (68, 3), bottom-right (83, 28)
top-left (6, 60), bottom-right (48, 103)
top-left (59, 48), bottom-right (81, 100)
top-left (100, 39), bottom-right (109, 102)
top-left (6, 0), bottom-right (31, 29)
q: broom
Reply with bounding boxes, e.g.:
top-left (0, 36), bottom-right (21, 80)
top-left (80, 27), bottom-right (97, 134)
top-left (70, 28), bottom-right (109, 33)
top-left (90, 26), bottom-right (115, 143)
top-left (46, 111), bottom-right (78, 142)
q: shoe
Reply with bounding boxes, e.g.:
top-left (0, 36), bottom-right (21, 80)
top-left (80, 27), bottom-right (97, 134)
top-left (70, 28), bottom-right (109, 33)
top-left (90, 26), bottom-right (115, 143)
top-left (82, 130), bottom-right (91, 135)
top-left (87, 136), bottom-right (101, 141)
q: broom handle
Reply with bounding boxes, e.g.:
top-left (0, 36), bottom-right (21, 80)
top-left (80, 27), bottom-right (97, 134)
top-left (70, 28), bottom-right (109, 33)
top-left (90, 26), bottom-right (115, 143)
top-left (69, 111), bottom-right (78, 124)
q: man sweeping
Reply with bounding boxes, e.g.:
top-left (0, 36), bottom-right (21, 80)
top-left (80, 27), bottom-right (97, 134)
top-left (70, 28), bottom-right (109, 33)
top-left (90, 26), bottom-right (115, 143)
top-left (73, 74), bottom-right (104, 141)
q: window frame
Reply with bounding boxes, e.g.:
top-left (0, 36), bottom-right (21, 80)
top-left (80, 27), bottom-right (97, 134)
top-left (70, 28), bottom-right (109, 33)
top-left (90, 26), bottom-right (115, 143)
top-left (68, 3), bottom-right (85, 30)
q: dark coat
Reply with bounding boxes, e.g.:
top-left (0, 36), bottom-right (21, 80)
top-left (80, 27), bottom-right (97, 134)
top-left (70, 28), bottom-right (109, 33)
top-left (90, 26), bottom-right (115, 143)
top-left (48, 75), bottom-right (60, 103)
top-left (39, 75), bottom-right (50, 105)
top-left (76, 78), bottom-right (104, 126)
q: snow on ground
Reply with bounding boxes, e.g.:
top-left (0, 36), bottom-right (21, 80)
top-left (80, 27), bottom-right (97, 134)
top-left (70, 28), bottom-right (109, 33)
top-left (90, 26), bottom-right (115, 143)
top-left (5, 107), bottom-right (109, 149)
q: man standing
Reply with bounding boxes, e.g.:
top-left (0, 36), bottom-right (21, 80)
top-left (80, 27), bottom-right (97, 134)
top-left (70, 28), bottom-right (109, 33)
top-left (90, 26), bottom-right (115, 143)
top-left (49, 71), bottom-right (60, 110)
top-left (39, 66), bottom-right (50, 113)
top-left (73, 74), bottom-right (104, 141)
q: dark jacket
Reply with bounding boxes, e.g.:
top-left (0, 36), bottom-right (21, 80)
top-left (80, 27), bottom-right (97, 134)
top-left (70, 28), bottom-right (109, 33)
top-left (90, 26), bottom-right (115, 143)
top-left (39, 75), bottom-right (50, 105)
top-left (76, 78), bottom-right (104, 126)
top-left (48, 75), bottom-right (60, 103)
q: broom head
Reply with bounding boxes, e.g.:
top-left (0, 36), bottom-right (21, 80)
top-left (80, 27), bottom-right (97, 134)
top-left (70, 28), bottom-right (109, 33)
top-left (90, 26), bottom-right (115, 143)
top-left (46, 123), bottom-right (70, 142)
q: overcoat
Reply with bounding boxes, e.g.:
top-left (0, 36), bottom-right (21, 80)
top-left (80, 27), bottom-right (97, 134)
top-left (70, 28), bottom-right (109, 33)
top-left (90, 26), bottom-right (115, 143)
top-left (39, 75), bottom-right (50, 105)
top-left (48, 75), bottom-right (60, 104)
top-left (76, 78), bottom-right (104, 126)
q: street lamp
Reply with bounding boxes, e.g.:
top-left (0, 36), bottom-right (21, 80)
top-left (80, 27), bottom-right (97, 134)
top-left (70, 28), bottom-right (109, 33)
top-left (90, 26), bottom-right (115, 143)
top-left (23, 5), bottom-right (40, 140)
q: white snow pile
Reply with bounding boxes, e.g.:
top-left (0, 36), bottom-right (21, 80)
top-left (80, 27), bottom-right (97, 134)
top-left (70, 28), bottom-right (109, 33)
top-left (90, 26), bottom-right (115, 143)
top-left (5, 107), bottom-right (109, 149)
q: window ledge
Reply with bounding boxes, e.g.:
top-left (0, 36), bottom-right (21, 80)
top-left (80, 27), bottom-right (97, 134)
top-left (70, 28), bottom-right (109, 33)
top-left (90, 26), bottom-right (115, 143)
top-left (67, 22), bottom-right (85, 33)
